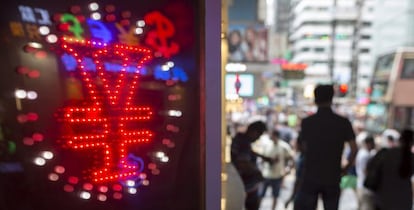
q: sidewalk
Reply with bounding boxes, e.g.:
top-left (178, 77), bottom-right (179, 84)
top-left (259, 174), bottom-right (358, 210)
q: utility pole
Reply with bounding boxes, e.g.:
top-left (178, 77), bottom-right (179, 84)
top-left (328, 0), bottom-right (337, 83)
top-left (350, 0), bottom-right (365, 99)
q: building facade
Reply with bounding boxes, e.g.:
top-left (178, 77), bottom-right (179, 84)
top-left (289, 0), bottom-right (375, 99)
top-left (372, 0), bottom-right (414, 57)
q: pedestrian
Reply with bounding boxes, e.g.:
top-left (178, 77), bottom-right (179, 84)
top-left (257, 129), bottom-right (294, 210)
top-left (366, 129), bottom-right (414, 210)
top-left (230, 120), bottom-right (271, 210)
top-left (284, 136), bottom-right (304, 209)
top-left (355, 135), bottom-right (376, 210)
top-left (340, 145), bottom-right (358, 192)
top-left (293, 84), bottom-right (358, 210)
top-left (277, 121), bottom-right (294, 144)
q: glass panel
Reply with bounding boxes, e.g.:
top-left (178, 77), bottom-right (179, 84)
top-left (0, 0), bottom-right (202, 209)
top-left (373, 53), bottom-right (395, 81)
top-left (393, 107), bottom-right (408, 131)
top-left (365, 103), bottom-right (388, 133)
top-left (401, 58), bottom-right (414, 79)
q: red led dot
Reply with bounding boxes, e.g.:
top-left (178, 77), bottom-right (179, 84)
top-left (120, 19), bottom-right (130, 26)
top-left (27, 70), bottom-right (40, 78)
top-left (98, 186), bottom-right (108, 193)
top-left (53, 14), bottom-right (62, 22)
top-left (32, 133), bottom-right (44, 142)
top-left (64, 184), bottom-right (74, 192)
top-left (27, 112), bottom-right (39, 121)
top-left (83, 183), bottom-right (93, 191)
top-left (24, 45), bottom-right (39, 53)
top-left (105, 4), bottom-right (115, 13)
top-left (148, 163), bottom-right (156, 170)
top-left (70, 5), bottom-right (81, 14)
top-left (48, 173), bottom-right (59, 181)
top-left (112, 184), bottom-right (122, 192)
top-left (68, 176), bottom-right (79, 184)
top-left (35, 51), bottom-right (47, 59)
top-left (167, 142), bottom-right (175, 148)
top-left (121, 11), bottom-right (131, 18)
top-left (166, 80), bottom-right (175, 86)
top-left (97, 194), bottom-right (107, 202)
top-left (76, 15), bottom-right (86, 23)
top-left (105, 14), bottom-right (116, 22)
top-left (17, 115), bottom-right (28, 123)
top-left (16, 66), bottom-right (29, 74)
top-left (54, 165), bottom-right (65, 174)
top-left (113, 192), bottom-right (122, 200)
top-left (162, 138), bottom-right (171, 145)
top-left (152, 169), bottom-right (160, 175)
top-left (139, 173), bottom-right (147, 179)
top-left (23, 137), bottom-right (34, 146)
top-left (58, 23), bottom-right (70, 31)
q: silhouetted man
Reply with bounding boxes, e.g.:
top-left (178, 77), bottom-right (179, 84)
top-left (231, 121), bottom-right (268, 210)
top-left (294, 84), bottom-right (357, 210)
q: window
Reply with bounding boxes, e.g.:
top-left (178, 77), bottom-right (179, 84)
top-left (361, 35), bottom-right (371, 40)
top-left (401, 58), bottom-right (414, 79)
top-left (313, 61), bottom-right (328, 65)
top-left (373, 53), bottom-right (395, 80)
top-left (362, 22), bottom-right (372, 27)
top-left (315, 47), bottom-right (325, 52)
top-left (360, 49), bottom-right (370, 53)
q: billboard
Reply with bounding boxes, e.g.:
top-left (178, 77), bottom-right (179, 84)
top-left (227, 25), bottom-right (268, 63)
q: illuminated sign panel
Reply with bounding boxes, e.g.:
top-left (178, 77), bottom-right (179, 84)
top-left (281, 63), bottom-right (306, 80)
top-left (0, 0), bottom-right (202, 209)
top-left (225, 74), bottom-right (255, 97)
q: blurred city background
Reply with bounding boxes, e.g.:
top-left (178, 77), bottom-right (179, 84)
top-left (222, 0), bottom-right (414, 209)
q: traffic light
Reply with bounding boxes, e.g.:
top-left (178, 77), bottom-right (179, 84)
top-left (338, 84), bottom-right (348, 97)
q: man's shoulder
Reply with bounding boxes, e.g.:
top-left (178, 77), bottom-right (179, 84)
top-left (301, 115), bottom-right (315, 123)
top-left (278, 140), bottom-right (291, 148)
top-left (331, 112), bottom-right (352, 123)
top-left (233, 133), bottom-right (245, 140)
top-left (231, 133), bottom-right (245, 145)
top-left (356, 148), bottom-right (370, 158)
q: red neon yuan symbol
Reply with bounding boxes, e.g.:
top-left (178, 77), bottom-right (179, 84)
top-left (59, 38), bottom-right (154, 183)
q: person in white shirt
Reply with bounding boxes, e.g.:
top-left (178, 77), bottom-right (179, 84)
top-left (258, 129), bottom-right (294, 210)
top-left (355, 135), bottom-right (376, 210)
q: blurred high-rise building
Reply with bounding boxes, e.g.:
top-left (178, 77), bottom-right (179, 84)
top-left (372, 0), bottom-right (414, 57)
top-left (289, 0), bottom-right (375, 99)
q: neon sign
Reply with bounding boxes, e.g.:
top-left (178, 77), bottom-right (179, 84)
top-left (54, 11), bottom-right (180, 57)
top-left (58, 37), bottom-right (156, 182)
top-left (3, 0), bottom-right (199, 206)
top-left (60, 53), bottom-right (188, 82)
top-left (20, 3), bottom-right (187, 198)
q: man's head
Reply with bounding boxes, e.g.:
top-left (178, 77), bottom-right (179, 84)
top-left (270, 130), bottom-right (280, 143)
top-left (387, 135), bottom-right (397, 147)
top-left (246, 121), bottom-right (267, 142)
top-left (364, 135), bottom-right (375, 150)
top-left (314, 84), bottom-right (334, 106)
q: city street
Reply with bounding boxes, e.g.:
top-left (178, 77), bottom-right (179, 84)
top-left (259, 174), bottom-right (358, 210)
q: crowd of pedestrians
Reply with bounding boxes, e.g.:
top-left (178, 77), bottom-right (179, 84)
top-left (229, 84), bottom-right (414, 210)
